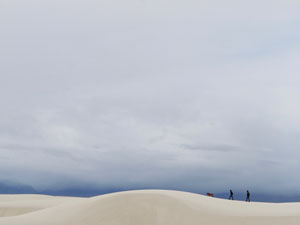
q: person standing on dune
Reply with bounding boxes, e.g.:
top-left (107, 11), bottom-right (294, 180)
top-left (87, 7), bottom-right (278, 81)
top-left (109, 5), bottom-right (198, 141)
top-left (229, 189), bottom-right (234, 200)
top-left (246, 190), bottom-right (250, 202)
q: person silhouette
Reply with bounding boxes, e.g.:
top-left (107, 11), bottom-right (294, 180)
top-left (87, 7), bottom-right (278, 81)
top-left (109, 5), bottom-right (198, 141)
top-left (229, 189), bottom-right (234, 200)
top-left (246, 190), bottom-right (250, 202)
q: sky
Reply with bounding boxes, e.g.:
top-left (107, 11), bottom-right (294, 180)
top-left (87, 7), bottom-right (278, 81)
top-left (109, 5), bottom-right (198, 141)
top-left (1, 0), bottom-right (300, 194)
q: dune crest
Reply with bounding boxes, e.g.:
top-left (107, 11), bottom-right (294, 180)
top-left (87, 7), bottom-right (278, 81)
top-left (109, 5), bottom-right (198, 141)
top-left (0, 190), bottom-right (300, 225)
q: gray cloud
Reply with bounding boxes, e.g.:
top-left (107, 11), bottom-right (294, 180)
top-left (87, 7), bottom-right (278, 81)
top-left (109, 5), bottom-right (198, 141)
top-left (182, 143), bottom-right (246, 152)
top-left (1, 0), bottom-right (300, 194)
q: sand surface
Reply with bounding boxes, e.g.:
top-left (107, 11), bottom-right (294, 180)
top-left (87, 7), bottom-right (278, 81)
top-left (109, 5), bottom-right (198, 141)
top-left (0, 190), bottom-right (299, 225)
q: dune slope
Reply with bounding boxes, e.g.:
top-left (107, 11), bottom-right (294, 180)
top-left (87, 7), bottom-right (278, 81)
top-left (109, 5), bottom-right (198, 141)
top-left (0, 190), bottom-right (300, 225)
top-left (0, 194), bottom-right (82, 217)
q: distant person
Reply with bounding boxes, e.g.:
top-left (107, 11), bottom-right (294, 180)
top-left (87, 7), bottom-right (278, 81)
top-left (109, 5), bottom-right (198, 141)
top-left (246, 190), bottom-right (250, 202)
top-left (229, 189), bottom-right (234, 200)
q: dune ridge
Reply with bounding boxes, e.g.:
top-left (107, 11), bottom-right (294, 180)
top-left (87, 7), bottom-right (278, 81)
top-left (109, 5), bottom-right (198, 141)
top-left (0, 190), bottom-right (300, 225)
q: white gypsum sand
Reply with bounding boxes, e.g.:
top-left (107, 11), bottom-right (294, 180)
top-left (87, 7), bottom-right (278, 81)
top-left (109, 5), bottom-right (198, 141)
top-left (0, 190), bottom-right (300, 225)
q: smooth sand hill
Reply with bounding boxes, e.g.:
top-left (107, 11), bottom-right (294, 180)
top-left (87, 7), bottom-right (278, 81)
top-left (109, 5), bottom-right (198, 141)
top-left (0, 194), bottom-right (82, 217)
top-left (0, 190), bottom-right (300, 225)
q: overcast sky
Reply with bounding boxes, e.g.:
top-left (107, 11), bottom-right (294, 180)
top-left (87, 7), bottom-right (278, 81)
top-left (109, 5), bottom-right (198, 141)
top-left (1, 0), bottom-right (300, 194)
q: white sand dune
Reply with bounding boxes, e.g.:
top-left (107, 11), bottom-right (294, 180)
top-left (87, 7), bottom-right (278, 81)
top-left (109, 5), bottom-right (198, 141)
top-left (0, 194), bottom-right (81, 217)
top-left (0, 190), bottom-right (300, 225)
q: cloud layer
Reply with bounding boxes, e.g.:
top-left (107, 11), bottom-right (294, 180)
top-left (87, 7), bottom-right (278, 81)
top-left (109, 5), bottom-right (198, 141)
top-left (1, 0), bottom-right (300, 193)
